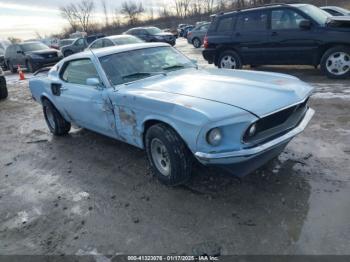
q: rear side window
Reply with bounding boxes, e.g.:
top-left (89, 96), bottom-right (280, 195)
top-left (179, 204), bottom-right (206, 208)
top-left (90, 39), bottom-right (103, 49)
top-left (216, 17), bottom-right (234, 32)
top-left (236, 11), bottom-right (268, 31)
top-left (271, 9), bottom-right (305, 30)
top-left (61, 59), bottom-right (99, 85)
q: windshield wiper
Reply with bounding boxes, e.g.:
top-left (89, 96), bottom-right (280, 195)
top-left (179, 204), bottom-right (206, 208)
top-left (162, 64), bottom-right (186, 71)
top-left (122, 71), bottom-right (167, 83)
top-left (122, 72), bottom-right (152, 80)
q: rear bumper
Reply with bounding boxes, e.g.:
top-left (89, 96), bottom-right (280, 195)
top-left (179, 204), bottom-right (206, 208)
top-left (195, 108), bottom-right (315, 175)
top-left (202, 48), bottom-right (216, 64)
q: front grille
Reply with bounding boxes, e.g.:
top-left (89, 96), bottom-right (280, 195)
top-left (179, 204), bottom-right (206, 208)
top-left (243, 98), bottom-right (309, 144)
top-left (40, 52), bottom-right (58, 59)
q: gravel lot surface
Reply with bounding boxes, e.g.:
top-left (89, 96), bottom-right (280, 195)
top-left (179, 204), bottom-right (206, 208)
top-left (0, 38), bottom-right (349, 256)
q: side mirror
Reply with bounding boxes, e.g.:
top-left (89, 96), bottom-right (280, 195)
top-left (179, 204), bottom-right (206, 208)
top-left (299, 19), bottom-right (311, 30)
top-left (86, 78), bottom-right (100, 87)
top-left (17, 50), bottom-right (23, 54)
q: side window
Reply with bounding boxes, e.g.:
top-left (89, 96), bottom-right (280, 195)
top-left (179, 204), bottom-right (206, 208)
top-left (91, 40), bottom-right (103, 49)
top-left (61, 59), bottom-right (99, 85)
top-left (103, 39), bottom-right (114, 47)
top-left (236, 11), bottom-right (268, 31)
top-left (75, 38), bottom-right (85, 47)
top-left (325, 9), bottom-right (342, 16)
top-left (216, 17), bottom-right (234, 32)
top-left (271, 9), bottom-right (305, 30)
top-left (200, 24), bottom-right (210, 31)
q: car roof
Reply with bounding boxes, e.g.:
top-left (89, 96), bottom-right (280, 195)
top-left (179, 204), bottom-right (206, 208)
top-left (216, 3), bottom-right (307, 17)
top-left (106, 35), bottom-right (136, 40)
top-left (69, 42), bottom-right (169, 59)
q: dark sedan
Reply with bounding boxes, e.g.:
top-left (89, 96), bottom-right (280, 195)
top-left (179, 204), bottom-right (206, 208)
top-left (124, 27), bottom-right (176, 46)
top-left (5, 42), bottom-right (63, 73)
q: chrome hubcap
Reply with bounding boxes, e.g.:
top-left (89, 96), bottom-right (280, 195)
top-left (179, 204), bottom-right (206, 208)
top-left (150, 138), bottom-right (171, 177)
top-left (45, 106), bottom-right (55, 129)
top-left (220, 55), bottom-right (237, 69)
top-left (326, 52), bottom-right (350, 76)
top-left (194, 39), bottom-right (200, 47)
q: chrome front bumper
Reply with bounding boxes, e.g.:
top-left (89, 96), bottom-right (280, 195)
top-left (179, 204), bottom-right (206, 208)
top-left (195, 108), bottom-right (315, 165)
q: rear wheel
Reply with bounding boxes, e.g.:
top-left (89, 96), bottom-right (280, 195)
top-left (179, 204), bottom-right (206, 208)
top-left (321, 46), bottom-right (350, 79)
top-left (0, 76), bottom-right (8, 99)
top-left (145, 124), bottom-right (192, 186)
top-left (42, 99), bottom-right (71, 136)
top-left (218, 50), bottom-right (242, 69)
top-left (192, 38), bottom-right (201, 48)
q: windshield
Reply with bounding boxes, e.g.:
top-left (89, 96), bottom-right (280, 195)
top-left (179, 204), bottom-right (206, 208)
top-left (146, 27), bottom-right (162, 34)
top-left (20, 42), bottom-right (50, 52)
top-left (112, 36), bottom-right (143, 45)
top-left (99, 46), bottom-right (195, 85)
top-left (297, 4), bottom-right (332, 26)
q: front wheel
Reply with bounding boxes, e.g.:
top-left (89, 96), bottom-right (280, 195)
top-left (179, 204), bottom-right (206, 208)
top-left (0, 76), bottom-right (8, 99)
top-left (218, 50), bottom-right (242, 69)
top-left (321, 46), bottom-right (350, 79)
top-left (42, 99), bottom-right (71, 136)
top-left (145, 124), bottom-right (192, 186)
top-left (26, 61), bottom-right (36, 73)
top-left (192, 38), bottom-right (201, 48)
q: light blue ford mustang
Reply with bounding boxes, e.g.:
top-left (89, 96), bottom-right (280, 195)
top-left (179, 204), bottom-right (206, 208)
top-left (29, 43), bottom-right (314, 185)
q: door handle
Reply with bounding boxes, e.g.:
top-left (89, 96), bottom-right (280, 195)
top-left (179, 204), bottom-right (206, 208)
top-left (271, 31), bottom-right (278, 36)
top-left (235, 32), bottom-right (241, 37)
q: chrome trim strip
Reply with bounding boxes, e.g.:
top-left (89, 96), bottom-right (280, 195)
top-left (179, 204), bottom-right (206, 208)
top-left (195, 108), bottom-right (314, 160)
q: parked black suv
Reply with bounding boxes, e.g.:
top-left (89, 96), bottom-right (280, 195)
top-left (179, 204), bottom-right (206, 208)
top-left (124, 27), bottom-right (176, 46)
top-left (203, 4), bottom-right (350, 79)
top-left (5, 42), bottom-right (63, 73)
top-left (0, 67), bottom-right (7, 99)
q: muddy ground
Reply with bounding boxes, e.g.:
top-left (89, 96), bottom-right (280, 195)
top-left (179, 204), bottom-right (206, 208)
top-left (0, 38), bottom-right (350, 256)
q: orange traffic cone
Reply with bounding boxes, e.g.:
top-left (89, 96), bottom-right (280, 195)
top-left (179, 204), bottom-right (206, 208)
top-left (18, 65), bottom-right (25, 81)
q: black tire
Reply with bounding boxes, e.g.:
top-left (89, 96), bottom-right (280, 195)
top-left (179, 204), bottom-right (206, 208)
top-left (320, 46), bottom-right (350, 79)
top-left (218, 50), bottom-right (242, 69)
top-left (42, 99), bottom-right (71, 136)
top-left (64, 50), bottom-right (74, 57)
top-left (145, 124), bottom-right (192, 186)
top-left (8, 61), bottom-right (17, 73)
top-left (0, 76), bottom-right (8, 99)
top-left (26, 60), bottom-right (36, 73)
top-left (192, 38), bottom-right (201, 48)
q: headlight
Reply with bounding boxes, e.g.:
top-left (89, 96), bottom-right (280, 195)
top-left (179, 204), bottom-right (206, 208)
top-left (154, 35), bottom-right (164, 40)
top-left (207, 128), bottom-right (222, 146)
top-left (248, 123), bottom-right (257, 137)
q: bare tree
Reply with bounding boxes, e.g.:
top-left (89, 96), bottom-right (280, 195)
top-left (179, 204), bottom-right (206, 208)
top-left (60, 0), bottom-right (95, 32)
top-left (120, 1), bottom-right (145, 25)
top-left (174, 0), bottom-right (192, 18)
top-left (101, 0), bottom-right (109, 27)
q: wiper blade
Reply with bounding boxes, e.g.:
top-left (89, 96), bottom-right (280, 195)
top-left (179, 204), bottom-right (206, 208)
top-left (122, 72), bottom-right (152, 79)
top-left (162, 64), bottom-right (185, 71)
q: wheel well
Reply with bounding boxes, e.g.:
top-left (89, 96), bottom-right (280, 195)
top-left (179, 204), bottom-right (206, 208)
top-left (318, 44), bottom-right (350, 65)
top-left (142, 120), bottom-right (183, 149)
top-left (214, 46), bottom-right (240, 66)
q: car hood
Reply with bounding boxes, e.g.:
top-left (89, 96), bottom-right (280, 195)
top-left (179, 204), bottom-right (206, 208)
top-left (26, 49), bottom-right (58, 55)
top-left (136, 68), bottom-right (314, 117)
top-left (155, 32), bottom-right (174, 37)
top-left (326, 16), bottom-right (350, 28)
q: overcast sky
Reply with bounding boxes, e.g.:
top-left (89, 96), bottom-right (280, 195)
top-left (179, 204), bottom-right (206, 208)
top-left (0, 0), bottom-right (164, 40)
